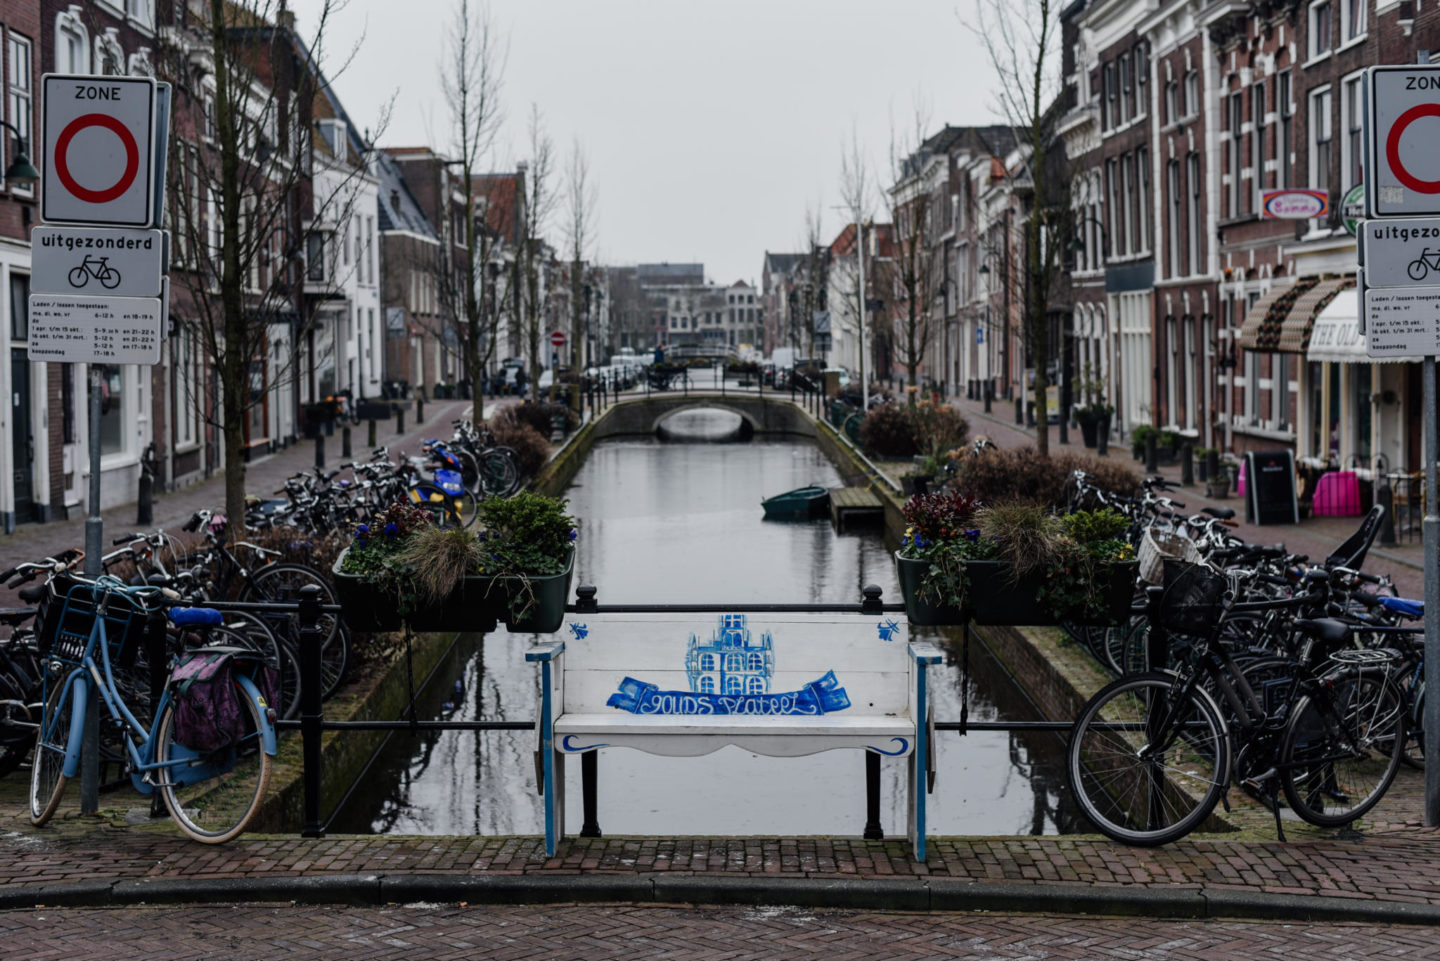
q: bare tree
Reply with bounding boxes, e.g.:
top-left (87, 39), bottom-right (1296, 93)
top-left (519, 105), bottom-right (556, 395)
top-left (564, 138), bottom-right (597, 405)
top-left (163, 0), bottom-right (380, 532)
top-left (971, 0), bottom-right (1066, 455)
top-left (837, 128), bottom-right (874, 394)
top-left (886, 104), bottom-right (941, 395)
top-left (437, 0), bottom-right (508, 424)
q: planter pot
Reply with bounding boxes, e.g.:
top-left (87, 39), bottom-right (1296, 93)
top-left (333, 547), bottom-right (575, 634)
top-left (1077, 416), bottom-right (1099, 448)
top-left (1206, 477), bottom-right (1231, 499)
top-left (895, 554), bottom-right (1138, 627)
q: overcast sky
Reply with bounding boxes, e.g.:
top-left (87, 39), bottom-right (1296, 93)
top-left (297, 0), bottom-right (1002, 287)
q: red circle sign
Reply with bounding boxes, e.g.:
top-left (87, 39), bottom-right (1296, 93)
top-left (1386, 103), bottom-right (1440, 195)
top-left (53, 113), bottom-right (140, 205)
top-left (550, 331), bottom-right (566, 347)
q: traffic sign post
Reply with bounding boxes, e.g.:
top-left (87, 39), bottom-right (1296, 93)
top-left (33, 74), bottom-right (168, 816)
top-left (1363, 62), bottom-right (1440, 825)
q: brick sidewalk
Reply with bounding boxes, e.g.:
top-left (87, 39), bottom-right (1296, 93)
top-left (950, 395), bottom-right (1428, 600)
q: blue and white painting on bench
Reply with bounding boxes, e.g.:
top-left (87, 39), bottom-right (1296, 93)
top-left (606, 614), bottom-right (852, 716)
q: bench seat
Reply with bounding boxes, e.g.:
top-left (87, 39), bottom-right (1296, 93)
top-left (554, 712), bottom-right (916, 757)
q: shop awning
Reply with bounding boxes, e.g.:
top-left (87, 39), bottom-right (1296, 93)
top-left (1235, 278), bottom-right (1317, 352)
top-left (1306, 289), bottom-right (1422, 364)
top-left (1275, 278), bottom-right (1350, 353)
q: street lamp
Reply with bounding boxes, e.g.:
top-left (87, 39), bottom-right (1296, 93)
top-left (0, 121), bottom-right (39, 186)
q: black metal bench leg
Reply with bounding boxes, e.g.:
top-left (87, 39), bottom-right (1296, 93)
top-left (864, 751), bottom-right (883, 839)
top-left (580, 751), bottom-right (602, 838)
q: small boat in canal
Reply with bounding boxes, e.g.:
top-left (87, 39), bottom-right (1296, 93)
top-left (761, 485), bottom-right (829, 519)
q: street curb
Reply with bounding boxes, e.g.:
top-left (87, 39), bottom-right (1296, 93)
top-left (3, 872), bottom-right (1440, 923)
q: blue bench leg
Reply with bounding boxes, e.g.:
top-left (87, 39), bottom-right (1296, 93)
top-left (908, 664), bottom-right (931, 861)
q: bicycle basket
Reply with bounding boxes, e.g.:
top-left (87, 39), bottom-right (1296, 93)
top-left (37, 574), bottom-right (148, 669)
top-left (1138, 527), bottom-right (1202, 585)
top-left (1156, 560), bottom-right (1227, 638)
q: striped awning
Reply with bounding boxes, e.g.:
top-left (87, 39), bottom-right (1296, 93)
top-left (1274, 278), bottom-right (1353, 353)
top-left (1235, 281), bottom-right (1312, 352)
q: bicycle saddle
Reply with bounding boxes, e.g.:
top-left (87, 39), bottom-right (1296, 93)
top-left (0, 607), bottom-right (36, 626)
top-left (1292, 618), bottom-right (1352, 646)
top-left (16, 585), bottom-right (46, 604)
top-left (1379, 596), bottom-right (1424, 618)
top-left (1201, 506), bottom-right (1235, 520)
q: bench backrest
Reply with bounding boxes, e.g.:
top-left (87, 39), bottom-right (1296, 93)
top-left (552, 612), bottom-right (912, 719)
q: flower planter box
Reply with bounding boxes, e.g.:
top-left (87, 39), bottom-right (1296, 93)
top-left (895, 554), bottom-right (1138, 627)
top-left (332, 548), bottom-right (575, 634)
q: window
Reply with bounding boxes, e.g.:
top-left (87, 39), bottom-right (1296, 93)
top-left (177, 327), bottom-right (198, 448)
top-left (1271, 354), bottom-right (1287, 428)
top-left (1309, 0), bottom-right (1333, 60)
top-left (1135, 42), bottom-right (1148, 115)
top-left (699, 677), bottom-right (715, 694)
top-left (366, 217), bottom-right (375, 284)
top-left (11, 272), bottom-right (27, 341)
top-left (1120, 154), bottom-right (1134, 254)
top-left (1119, 53), bottom-right (1132, 124)
top-left (98, 365), bottom-right (127, 456)
top-left (306, 233), bottom-right (326, 282)
top-left (1252, 81), bottom-right (1266, 207)
top-left (1187, 152), bottom-right (1201, 275)
top-left (1167, 159), bottom-right (1182, 278)
top-left (7, 34), bottom-right (30, 196)
top-left (1342, 73), bottom-right (1363, 189)
top-left (1247, 350), bottom-right (1263, 423)
top-left (724, 676), bottom-right (741, 695)
top-left (1341, 0), bottom-right (1365, 43)
top-left (747, 652), bottom-right (763, 671)
top-left (96, 32), bottom-right (123, 76)
top-left (1103, 62), bottom-right (1116, 129)
top-left (1228, 92), bottom-right (1243, 218)
top-left (1277, 71), bottom-right (1293, 188)
top-left (1165, 77), bottom-right (1178, 124)
top-left (55, 13), bottom-right (88, 74)
top-left (1106, 159), bottom-right (1119, 253)
top-left (746, 677), bottom-right (764, 695)
top-left (1136, 147), bottom-right (1150, 253)
top-left (1311, 86), bottom-right (1333, 197)
top-left (1184, 70), bottom-right (1198, 117)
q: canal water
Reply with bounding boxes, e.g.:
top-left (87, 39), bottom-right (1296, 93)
top-left (331, 410), bottom-right (1084, 837)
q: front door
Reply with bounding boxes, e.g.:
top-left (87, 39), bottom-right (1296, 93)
top-left (9, 349), bottom-right (33, 523)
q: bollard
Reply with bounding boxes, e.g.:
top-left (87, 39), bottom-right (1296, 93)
top-left (1015, 394), bottom-right (1023, 424)
top-left (1097, 423), bottom-right (1109, 457)
top-left (1145, 432), bottom-right (1159, 474)
top-left (314, 432), bottom-right (325, 470)
top-left (1180, 442), bottom-right (1195, 486)
top-left (1026, 402), bottom-right (1036, 428)
top-left (341, 425), bottom-right (352, 460)
top-left (396, 406), bottom-right (406, 434)
top-left (136, 465), bottom-right (153, 525)
top-left (298, 584), bottom-right (326, 838)
top-left (1206, 448), bottom-right (1221, 484)
top-left (1379, 484), bottom-right (1399, 546)
top-left (984, 381), bottom-right (992, 414)
top-left (416, 398), bottom-right (424, 424)
top-left (367, 418), bottom-right (377, 449)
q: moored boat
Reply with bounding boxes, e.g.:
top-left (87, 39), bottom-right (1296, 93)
top-left (761, 485), bottom-right (829, 519)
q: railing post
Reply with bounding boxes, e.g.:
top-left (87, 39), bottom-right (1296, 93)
top-left (298, 584), bottom-right (326, 838)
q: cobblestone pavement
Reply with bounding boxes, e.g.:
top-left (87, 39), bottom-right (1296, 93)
top-left (1, 903), bottom-right (1438, 960)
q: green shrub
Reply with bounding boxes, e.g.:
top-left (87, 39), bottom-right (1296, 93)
top-left (858, 402), bottom-right (921, 458)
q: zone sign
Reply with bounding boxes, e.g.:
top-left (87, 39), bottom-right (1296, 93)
top-left (41, 74), bottom-right (156, 227)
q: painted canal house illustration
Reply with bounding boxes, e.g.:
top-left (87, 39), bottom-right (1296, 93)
top-left (606, 614), bottom-right (850, 716)
top-left (685, 613), bottom-right (773, 696)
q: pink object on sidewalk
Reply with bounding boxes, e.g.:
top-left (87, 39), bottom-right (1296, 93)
top-left (1236, 460), bottom-right (1246, 499)
top-left (1312, 470), bottom-right (1363, 516)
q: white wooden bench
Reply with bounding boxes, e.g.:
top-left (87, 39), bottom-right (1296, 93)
top-left (526, 611), bottom-right (943, 857)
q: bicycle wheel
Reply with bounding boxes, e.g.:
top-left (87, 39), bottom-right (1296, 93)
top-left (477, 449), bottom-right (519, 498)
top-left (240, 563), bottom-right (349, 698)
top-left (0, 669), bottom-right (34, 778)
top-left (1067, 671), bottom-right (1229, 845)
top-left (450, 488), bottom-right (480, 528)
top-left (155, 684), bottom-right (273, 843)
top-left (1280, 669), bottom-right (1404, 826)
top-left (30, 676), bottom-right (83, 825)
top-left (409, 482), bottom-right (457, 526)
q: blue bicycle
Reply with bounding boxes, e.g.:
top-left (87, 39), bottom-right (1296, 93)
top-left (30, 576), bottom-right (277, 843)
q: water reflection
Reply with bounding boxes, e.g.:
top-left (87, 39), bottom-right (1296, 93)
top-left (331, 419), bottom-right (1083, 836)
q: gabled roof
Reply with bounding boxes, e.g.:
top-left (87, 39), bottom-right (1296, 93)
top-left (375, 150), bottom-right (436, 238)
top-left (764, 251), bottom-right (806, 275)
top-left (473, 173), bottom-right (521, 244)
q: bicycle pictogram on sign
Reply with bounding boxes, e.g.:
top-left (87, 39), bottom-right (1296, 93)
top-left (67, 255), bottom-right (121, 290)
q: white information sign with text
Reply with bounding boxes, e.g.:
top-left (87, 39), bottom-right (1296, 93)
top-left (31, 226), bottom-right (165, 297)
top-left (1362, 286), bottom-right (1440, 357)
top-left (27, 293), bottom-right (162, 364)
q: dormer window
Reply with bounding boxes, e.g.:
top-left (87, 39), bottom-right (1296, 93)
top-left (316, 119), bottom-right (346, 157)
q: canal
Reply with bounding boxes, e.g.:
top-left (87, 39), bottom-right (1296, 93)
top-left (330, 410), bottom-right (1085, 837)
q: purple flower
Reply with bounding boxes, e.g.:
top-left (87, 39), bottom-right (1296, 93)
top-left (384, 523), bottom-right (398, 540)
top-left (568, 528), bottom-right (578, 542)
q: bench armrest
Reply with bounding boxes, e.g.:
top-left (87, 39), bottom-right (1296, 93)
top-left (908, 641), bottom-right (943, 666)
top-left (525, 642), bottom-right (566, 663)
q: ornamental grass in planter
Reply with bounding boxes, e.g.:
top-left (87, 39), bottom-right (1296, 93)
top-left (334, 493), bottom-right (578, 633)
top-left (895, 490), bottom-right (1136, 627)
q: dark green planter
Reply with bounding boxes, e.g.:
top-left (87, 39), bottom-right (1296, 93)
top-left (332, 548), bottom-right (575, 634)
top-left (895, 554), bottom-right (1138, 627)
